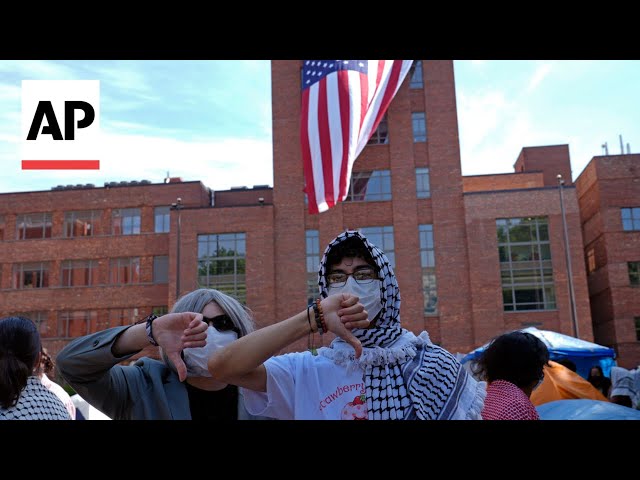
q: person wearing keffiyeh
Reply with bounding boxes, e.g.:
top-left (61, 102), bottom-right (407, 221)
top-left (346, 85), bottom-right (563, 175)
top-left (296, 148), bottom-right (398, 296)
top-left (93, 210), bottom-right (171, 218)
top-left (207, 229), bottom-right (486, 420)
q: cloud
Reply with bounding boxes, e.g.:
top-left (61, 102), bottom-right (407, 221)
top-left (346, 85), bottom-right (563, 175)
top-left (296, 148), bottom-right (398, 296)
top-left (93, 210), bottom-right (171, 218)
top-left (0, 60), bottom-right (77, 79)
top-left (526, 63), bottom-right (553, 93)
top-left (0, 131), bottom-right (274, 193)
top-left (457, 89), bottom-right (510, 153)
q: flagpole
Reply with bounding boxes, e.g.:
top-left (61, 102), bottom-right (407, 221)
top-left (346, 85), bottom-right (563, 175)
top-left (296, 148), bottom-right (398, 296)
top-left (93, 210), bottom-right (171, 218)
top-left (557, 174), bottom-right (579, 338)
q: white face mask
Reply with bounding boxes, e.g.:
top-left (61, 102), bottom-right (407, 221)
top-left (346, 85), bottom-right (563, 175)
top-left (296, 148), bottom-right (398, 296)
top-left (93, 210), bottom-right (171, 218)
top-left (327, 277), bottom-right (383, 323)
top-left (182, 326), bottom-right (238, 378)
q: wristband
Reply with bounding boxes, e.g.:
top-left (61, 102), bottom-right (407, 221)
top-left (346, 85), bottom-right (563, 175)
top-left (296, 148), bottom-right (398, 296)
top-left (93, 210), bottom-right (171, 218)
top-left (144, 314), bottom-right (159, 346)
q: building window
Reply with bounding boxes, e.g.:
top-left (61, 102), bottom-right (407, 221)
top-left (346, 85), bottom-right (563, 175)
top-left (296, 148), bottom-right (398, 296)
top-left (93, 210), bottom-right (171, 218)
top-left (419, 224), bottom-right (438, 315)
top-left (636, 317), bottom-right (640, 341)
top-left (64, 210), bottom-right (101, 238)
top-left (152, 306), bottom-right (168, 316)
top-left (586, 248), bottom-right (596, 275)
top-left (57, 311), bottom-right (95, 338)
top-left (154, 206), bottom-right (170, 233)
top-left (346, 170), bottom-right (392, 202)
top-left (306, 230), bottom-right (320, 304)
top-left (10, 311), bottom-right (51, 338)
top-left (416, 167), bottom-right (431, 199)
top-left (109, 257), bottom-right (140, 285)
top-left (61, 260), bottom-right (97, 287)
top-left (367, 114), bottom-right (389, 145)
top-left (0, 215), bottom-right (4, 241)
top-left (410, 60), bottom-right (423, 88)
top-left (108, 308), bottom-right (137, 328)
top-left (412, 112), bottom-right (427, 142)
top-left (16, 212), bottom-right (52, 240)
top-left (359, 226), bottom-right (395, 267)
top-left (112, 208), bottom-right (141, 235)
top-left (197, 233), bottom-right (246, 303)
top-left (622, 207), bottom-right (640, 231)
top-left (13, 262), bottom-right (50, 289)
top-left (629, 262), bottom-right (640, 286)
top-left (497, 217), bottom-right (556, 311)
top-left (153, 255), bottom-right (169, 284)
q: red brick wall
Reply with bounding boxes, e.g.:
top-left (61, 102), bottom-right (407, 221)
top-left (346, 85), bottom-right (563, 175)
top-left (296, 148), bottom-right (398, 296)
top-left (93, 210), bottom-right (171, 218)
top-left (464, 186), bottom-right (594, 350)
top-left (576, 154), bottom-right (640, 367)
top-left (167, 205), bottom-right (276, 328)
top-left (463, 172), bottom-right (544, 193)
top-left (513, 145), bottom-right (573, 186)
top-left (424, 61), bottom-right (473, 352)
top-left (214, 187), bottom-right (273, 207)
top-left (0, 181), bottom-right (210, 358)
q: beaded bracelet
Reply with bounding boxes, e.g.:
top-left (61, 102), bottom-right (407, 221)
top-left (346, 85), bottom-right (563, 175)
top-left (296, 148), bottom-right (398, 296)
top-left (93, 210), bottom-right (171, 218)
top-left (312, 301), bottom-right (323, 334)
top-left (315, 298), bottom-right (327, 334)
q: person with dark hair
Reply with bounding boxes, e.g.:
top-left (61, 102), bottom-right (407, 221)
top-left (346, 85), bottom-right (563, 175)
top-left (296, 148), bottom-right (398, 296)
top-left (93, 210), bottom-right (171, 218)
top-left (36, 346), bottom-right (76, 419)
top-left (57, 288), bottom-right (270, 420)
top-left (587, 365), bottom-right (612, 398)
top-left (0, 316), bottom-right (71, 420)
top-left (556, 358), bottom-right (577, 372)
top-left (207, 229), bottom-right (486, 420)
top-left (472, 330), bottom-right (550, 420)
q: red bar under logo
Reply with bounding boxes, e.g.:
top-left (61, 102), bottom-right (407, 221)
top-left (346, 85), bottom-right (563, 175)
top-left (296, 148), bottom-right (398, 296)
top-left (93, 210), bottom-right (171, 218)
top-left (22, 160), bottom-right (100, 170)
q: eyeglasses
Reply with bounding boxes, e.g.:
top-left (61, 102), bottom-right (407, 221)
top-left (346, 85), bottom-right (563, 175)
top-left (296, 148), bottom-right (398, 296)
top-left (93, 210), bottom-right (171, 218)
top-left (203, 314), bottom-right (240, 335)
top-left (326, 268), bottom-right (378, 287)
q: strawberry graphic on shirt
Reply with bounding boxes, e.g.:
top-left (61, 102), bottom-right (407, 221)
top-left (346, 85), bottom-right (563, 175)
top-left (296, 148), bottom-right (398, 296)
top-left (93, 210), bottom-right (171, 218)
top-left (341, 394), bottom-right (368, 420)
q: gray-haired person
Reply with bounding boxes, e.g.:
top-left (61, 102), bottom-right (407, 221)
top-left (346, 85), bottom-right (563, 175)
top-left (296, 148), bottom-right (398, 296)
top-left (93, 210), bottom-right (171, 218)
top-left (57, 288), bottom-right (264, 420)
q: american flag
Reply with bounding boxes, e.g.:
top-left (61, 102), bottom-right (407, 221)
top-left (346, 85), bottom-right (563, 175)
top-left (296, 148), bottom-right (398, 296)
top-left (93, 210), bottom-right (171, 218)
top-left (300, 60), bottom-right (414, 214)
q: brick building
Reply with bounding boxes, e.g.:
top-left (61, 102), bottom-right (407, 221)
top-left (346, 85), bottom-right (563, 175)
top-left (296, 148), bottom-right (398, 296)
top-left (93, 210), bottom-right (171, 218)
top-left (0, 60), bottom-right (635, 368)
top-left (575, 154), bottom-right (640, 368)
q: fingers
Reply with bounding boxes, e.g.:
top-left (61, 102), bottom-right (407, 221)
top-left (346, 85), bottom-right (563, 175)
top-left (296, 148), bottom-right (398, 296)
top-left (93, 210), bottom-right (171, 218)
top-left (168, 351), bottom-right (187, 382)
top-left (344, 333), bottom-right (363, 359)
top-left (186, 314), bottom-right (205, 330)
top-left (340, 293), bottom-right (359, 307)
top-left (343, 318), bottom-right (371, 330)
top-left (184, 321), bottom-right (207, 337)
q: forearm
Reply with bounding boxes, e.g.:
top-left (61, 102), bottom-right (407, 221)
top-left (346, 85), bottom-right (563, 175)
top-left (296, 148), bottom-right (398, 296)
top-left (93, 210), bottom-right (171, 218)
top-left (112, 323), bottom-right (152, 356)
top-left (208, 306), bottom-right (314, 382)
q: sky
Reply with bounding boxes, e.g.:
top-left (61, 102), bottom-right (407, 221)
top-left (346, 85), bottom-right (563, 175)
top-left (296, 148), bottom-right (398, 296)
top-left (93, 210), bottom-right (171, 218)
top-left (0, 60), bottom-right (638, 194)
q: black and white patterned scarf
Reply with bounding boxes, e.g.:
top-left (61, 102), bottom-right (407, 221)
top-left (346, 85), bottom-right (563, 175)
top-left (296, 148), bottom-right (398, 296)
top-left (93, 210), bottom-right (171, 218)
top-left (317, 230), bottom-right (485, 420)
top-left (0, 376), bottom-right (71, 420)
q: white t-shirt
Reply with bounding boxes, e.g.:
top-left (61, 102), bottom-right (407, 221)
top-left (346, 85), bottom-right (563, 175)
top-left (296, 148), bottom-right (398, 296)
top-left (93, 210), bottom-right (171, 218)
top-left (41, 373), bottom-right (76, 420)
top-left (242, 351), bottom-right (369, 420)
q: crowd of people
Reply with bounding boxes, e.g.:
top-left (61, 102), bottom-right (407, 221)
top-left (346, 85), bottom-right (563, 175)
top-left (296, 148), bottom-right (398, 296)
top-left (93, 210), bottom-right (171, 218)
top-left (1, 229), bottom-right (638, 421)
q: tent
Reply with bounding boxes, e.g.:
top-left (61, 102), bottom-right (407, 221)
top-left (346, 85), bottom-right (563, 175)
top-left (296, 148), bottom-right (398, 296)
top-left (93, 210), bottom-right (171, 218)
top-left (530, 360), bottom-right (609, 406)
top-left (537, 399), bottom-right (640, 420)
top-left (460, 327), bottom-right (616, 379)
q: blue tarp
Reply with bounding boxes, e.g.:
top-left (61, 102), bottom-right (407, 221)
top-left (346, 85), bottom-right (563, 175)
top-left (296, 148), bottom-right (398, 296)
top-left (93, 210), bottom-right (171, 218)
top-left (460, 327), bottom-right (617, 379)
top-left (537, 399), bottom-right (640, 420)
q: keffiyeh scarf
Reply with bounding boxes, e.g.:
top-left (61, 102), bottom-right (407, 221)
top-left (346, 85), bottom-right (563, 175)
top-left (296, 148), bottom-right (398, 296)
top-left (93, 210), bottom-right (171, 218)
top-left (0, 376), bottom-right (71, 420)
top-left (317, 230), bottom-right (485, 420)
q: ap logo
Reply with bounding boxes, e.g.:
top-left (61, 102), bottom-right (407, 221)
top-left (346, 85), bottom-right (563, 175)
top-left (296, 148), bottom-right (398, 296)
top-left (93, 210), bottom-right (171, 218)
top-left (21, 80), bottom-right (101, 170)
